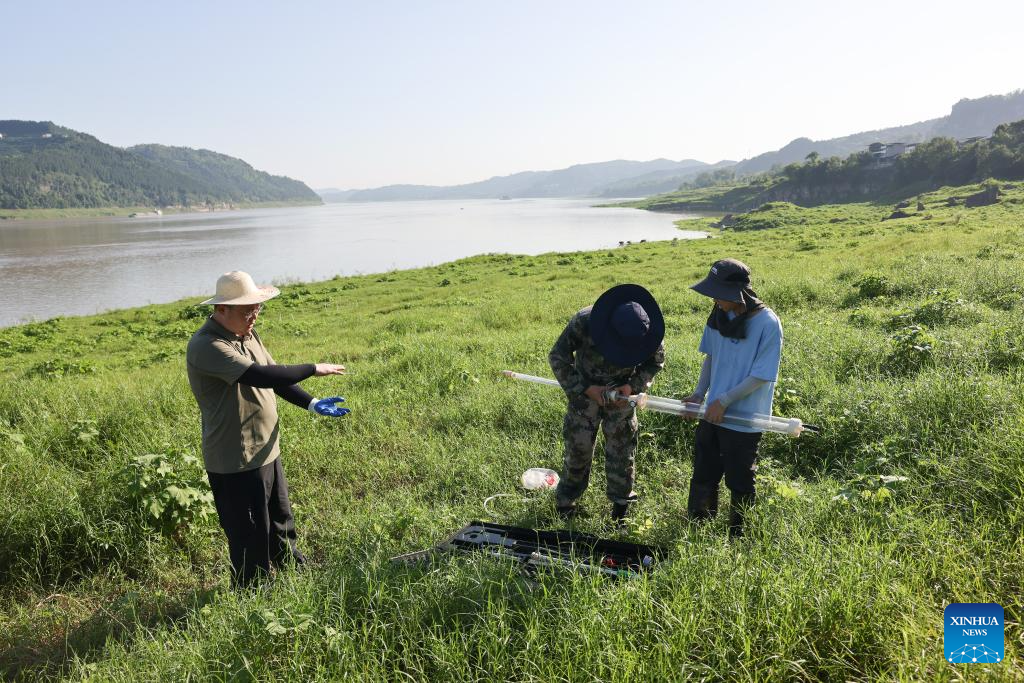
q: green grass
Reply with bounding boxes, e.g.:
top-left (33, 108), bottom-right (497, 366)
top-left (619, 176), bottom-right (1024, 217)
top-left (1, 186), bottom-right (1023, 680)
top-left (615, 183), bottom-right (773, 212)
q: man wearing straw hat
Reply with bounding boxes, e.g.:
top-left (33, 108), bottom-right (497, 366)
top-left (186, 271), bottom-right (349, 587)
top-left (549, 284), bottom-right (665, 523)
top-left (682, 258), bottom-right (782, 539)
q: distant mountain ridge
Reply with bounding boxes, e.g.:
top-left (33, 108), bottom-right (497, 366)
top-left (596, 161), bottom-right (736, 197)
top-left (320, 89), bottom-right (1024, 202)
top-left (319, 158), bottom-right (722, 202)
top-left (0, 121), bottom-right (320, 210)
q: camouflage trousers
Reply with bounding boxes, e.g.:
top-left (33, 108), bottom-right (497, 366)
top-left (555, 396), bottom-right (639, 507)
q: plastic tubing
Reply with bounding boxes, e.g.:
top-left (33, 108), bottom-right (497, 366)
top-left (502, 371), bottom-right (806, 437)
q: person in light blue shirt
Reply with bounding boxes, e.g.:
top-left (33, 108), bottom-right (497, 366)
top-left (681, 258), bottom-right (782, 538)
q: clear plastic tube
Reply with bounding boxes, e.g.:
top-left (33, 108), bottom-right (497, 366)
top-left (503, 370), bottom-right (807, 437)
top-left (627, 394), bottom-right (804, 436)
top-left (614, 394), bottom-right (802, 435)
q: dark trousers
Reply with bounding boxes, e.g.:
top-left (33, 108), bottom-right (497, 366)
top-left (207, 458), bottom-right (302, 587)
top-left (687, 421), bottom-right (761, 537)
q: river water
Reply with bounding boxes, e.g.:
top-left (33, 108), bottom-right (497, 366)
top-left (0, 199), bottom-right (705, 326)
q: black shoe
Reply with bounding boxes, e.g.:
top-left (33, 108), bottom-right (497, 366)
top-left (686, 482), bottom-right (719, 522)
top-left (728, 492), bottom-right (755, 539)
top-left (272, 548), bottom-right (307, 571)
top-left (290, 549), bottom-right (308, 570)
top-left (727, 513), bottom-right (744, 539)
top-left (611, 502), bottom-right (630, 526)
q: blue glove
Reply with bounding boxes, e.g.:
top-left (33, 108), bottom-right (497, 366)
top-left (312, 396), bottom-right (350, 417)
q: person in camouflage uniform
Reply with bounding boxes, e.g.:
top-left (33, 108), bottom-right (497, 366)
top-left (549, 284), bottom-right (665, 522)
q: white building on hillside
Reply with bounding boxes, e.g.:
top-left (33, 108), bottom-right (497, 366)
top-left (868, 141), bottom-right (919, 164)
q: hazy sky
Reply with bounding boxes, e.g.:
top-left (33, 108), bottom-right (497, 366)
top-left (3, 1), bottom-right (1022, 189)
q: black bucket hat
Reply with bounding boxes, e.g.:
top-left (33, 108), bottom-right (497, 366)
top-left (589, 284), bottom-right (665, 367)
top-left (690, 258), bottom-right (752, 303)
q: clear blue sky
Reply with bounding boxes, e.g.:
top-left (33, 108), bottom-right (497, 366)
top-left (3, 0), bottom-right (1022, 189)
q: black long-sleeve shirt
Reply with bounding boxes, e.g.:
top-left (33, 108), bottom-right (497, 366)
top-left (238, 363), bottom-right (316, 409)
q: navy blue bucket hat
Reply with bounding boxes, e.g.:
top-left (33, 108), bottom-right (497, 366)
top-left (589, 284), bottom-right (665, 367)
top-left (690, 258), bottom-right (752, 303)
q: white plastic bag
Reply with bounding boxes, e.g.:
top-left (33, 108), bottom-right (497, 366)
top-left (521, 468), bottom-right (559, 490)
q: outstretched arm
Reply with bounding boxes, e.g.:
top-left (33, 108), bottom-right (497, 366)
top-left (238, 362), bottom-right (346, 388)
top-left (274, 383), bottom-right (316, 410)
top-left (238, 363), bottom-right (316, 388)
top-left (240, 363), bottom-right (349, 415)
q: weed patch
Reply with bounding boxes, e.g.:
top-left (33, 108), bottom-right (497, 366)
top-left (122, 447), bottom-right (215, 539)
top-left (885, 324), bottom-right (937, 374)
top-left (28, 359), bottom-right (96, 377)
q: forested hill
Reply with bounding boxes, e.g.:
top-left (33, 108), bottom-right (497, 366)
top-left (0, 121), bottom-right (320, 210)
top-left (732, 90), bottom-right (1024, 175)
top-left (632, 118), bottom-right (1024, 214)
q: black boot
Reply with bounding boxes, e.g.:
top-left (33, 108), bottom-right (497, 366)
top-left (288, 548), bottom-right (308, 571)
top-left (272, 543), bottom-right (307, 571)
top-left (611, 502), bottom-right (630, 527)
top-left (728, 492), bottom-right (755, 539)
top-left (686, 482), bottom-right (719, 522)
top-left (556, 503), bottom-right (578, 521)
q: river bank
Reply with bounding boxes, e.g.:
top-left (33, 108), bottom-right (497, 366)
top-left (0, 199), bottom-right (324, 221)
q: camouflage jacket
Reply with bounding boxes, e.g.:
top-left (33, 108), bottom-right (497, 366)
top-left (549, 306), bottom-right (665, 400)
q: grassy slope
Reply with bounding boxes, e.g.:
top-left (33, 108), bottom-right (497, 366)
top-left (618, 179), bottom-right (983, 215)
top-left (1, 188), bottom-right (1023, 681)
top-left (616, 183), bottom-right (772, 212)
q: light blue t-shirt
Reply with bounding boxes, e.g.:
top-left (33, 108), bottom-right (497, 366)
top-left (698, 307), bottom-right (783, 433)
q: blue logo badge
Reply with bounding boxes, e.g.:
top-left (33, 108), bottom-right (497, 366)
top-left (944, 603), bottom-right (1003, 664)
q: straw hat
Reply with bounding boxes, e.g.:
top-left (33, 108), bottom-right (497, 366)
top-left (200, 271), bottom-right (280, 305)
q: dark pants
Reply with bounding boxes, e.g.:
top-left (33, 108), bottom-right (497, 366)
top-left (687, 421), bottom-right (761, 537)
top-left (207, 458), bottom-right (303, 587)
